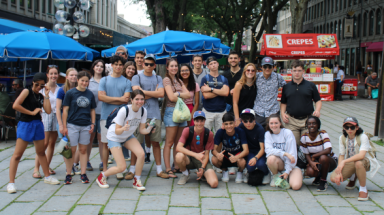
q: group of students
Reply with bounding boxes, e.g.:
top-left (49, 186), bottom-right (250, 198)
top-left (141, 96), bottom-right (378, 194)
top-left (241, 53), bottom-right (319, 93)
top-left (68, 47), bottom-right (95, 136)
top-left (8, 47), bottom-right (376, 201)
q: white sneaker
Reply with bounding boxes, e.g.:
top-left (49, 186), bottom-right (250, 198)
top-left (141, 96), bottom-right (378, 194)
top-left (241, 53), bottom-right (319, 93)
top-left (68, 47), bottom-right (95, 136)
top-left (263, 172), bottom-right (271, 185)
top-left (222, 171), bottom-right (229, 182)
top-left (116, 172), bottom-right (124, 180)
top-left (270, 174), bottom-right (276, 187)
top-left (177, 174), bottom-right (190, 185)
top-left (44, 176), bottom-right (60, 185)
top-left (235, 172), bottom-right (243, 183)
top-left (243, 173), bottom-right (248, 183)
top-left (7, 183), bottom-right (16, 194)
top-left (214, 166), bottom-right (222, 173)
top-left (133, 178), bottom-right (146, 191)
top-left (229, 167), bottom-right (236, 175)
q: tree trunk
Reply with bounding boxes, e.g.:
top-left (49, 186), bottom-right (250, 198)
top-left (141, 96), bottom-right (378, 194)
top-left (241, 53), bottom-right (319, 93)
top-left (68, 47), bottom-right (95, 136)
top-left (154, 0), bottom-right (165, 33)
top-left (178, 0), bottom-right (187, 30)
top-left (290, 0), bottom-right (309, 33)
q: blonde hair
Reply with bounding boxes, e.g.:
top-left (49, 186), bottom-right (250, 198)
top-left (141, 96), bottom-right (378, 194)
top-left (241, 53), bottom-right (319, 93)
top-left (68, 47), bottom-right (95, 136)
top-left (238, 63), bottom-right (257, 87)
top-left (64, 68), bottom-right (78, 93)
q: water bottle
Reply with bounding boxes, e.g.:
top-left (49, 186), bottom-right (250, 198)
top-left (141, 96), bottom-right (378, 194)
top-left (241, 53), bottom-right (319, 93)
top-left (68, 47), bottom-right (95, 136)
top-left (56, 136), bottom-right (68, 153)
top-left (146, 118), bottom-right (157, 133)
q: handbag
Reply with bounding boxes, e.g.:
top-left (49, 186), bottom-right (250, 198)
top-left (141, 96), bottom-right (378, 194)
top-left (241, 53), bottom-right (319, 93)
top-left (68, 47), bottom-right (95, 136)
top-left (372, 89), bottom-right (378, 99)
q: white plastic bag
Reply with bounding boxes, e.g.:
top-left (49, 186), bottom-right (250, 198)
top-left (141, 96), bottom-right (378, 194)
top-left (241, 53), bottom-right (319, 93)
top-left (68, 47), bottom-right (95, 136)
top-left (172, 98), bottom-right (191, 123)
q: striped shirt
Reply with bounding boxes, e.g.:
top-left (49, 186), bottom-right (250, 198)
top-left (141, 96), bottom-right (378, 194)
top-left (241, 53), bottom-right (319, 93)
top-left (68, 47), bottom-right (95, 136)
top-left (300, 130), bottom-right (332, 154)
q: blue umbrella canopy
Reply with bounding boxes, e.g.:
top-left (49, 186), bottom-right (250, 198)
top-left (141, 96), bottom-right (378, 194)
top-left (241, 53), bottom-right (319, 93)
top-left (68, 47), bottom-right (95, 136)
top-left (0, 18), bottom-right (41, 35)
top-left (0, 29), bottom-right (94, 61)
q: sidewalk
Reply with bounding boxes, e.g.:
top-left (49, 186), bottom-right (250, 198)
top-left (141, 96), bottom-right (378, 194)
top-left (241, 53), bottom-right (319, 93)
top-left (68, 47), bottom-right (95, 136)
top-left (0, 98), bottom-right (383, 215)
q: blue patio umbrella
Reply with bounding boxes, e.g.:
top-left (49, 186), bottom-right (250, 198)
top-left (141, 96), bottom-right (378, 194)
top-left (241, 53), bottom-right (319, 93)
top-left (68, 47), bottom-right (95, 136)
top-left (84, 46), bottom-right (100, 58)
top-left (0, 18), bottom-right (41, 35)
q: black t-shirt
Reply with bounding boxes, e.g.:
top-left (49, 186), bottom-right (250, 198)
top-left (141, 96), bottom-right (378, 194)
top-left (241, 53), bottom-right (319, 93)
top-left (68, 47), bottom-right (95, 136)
top-left (19, 88), bottom-right (44, 122)
top-left (239, 123), bottom-right (265, 154)
top-left (281, 79), bottom-right (321, 117)
top-left (222, 68), bottom-right (243, 105)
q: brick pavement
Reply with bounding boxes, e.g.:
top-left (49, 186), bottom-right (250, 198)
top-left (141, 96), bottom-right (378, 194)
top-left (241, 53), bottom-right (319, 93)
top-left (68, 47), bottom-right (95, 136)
top-left (0, 98), bottom-right (384, 215)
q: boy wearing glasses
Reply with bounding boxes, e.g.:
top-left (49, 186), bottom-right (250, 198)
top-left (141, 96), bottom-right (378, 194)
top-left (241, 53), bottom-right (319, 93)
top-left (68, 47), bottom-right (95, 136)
top-left (238, 109), bottom-right (269, 184)
top-left (253, 57), bottom-right (286, 126)
top-left (175, 111), bottom-right (218, 188)
top-left (135, 51), bottom-right (156, 75)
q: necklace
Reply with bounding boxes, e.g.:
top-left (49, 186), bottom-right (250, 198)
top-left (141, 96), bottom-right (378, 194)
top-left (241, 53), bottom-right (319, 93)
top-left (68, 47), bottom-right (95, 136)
top-left (230, 68), bottom-right (241, 78)
top-left (32, 91), bottom-right (41, 107)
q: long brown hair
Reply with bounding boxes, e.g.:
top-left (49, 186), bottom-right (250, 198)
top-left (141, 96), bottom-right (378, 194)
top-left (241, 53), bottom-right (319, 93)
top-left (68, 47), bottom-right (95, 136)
top-left (123, 61), bottom-right (137, 80)
top-left (265, 114), bottom-right (285, 133)
top-left (166, 58), bottom-right (182, 87)
top-left (238, 63), bottom-right (257, 87)
top-left (63, 68), bottom-right (78, 93)
top-left (90, 59), bottom-right (106, 77)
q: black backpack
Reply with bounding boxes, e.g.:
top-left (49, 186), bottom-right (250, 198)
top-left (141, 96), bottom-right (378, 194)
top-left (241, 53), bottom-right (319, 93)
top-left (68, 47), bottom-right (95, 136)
top-left (247, 169), bottom-right (265, 186)
top-left (184, 126), bottom-right (210, 150)
top-left (105, 105), bottom-right (144, 129)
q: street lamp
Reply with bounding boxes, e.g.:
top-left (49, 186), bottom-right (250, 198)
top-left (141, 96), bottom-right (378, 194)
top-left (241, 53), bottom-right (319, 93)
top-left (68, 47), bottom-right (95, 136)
top-left (53, 0), bottom-right (91, 39)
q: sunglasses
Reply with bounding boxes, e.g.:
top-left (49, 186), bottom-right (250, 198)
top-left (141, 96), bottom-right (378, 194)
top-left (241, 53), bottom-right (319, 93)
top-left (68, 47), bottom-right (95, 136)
top-left (243, 119), bottom-right (254, 124)
top-left (262, 65), bottom-right (273, 69)
top-left (193, 54), bottom-right (202, 57)
top-left (116, 52), bottom-right (127, 56)
top-left (144, 63), bottom-right (155, 67)
top-left (34, 83), bottom-right (45, 88)
top-left (246, 69), bottom-right (256, 72)
top-left (196, 135), bottom-right (200, 145)
top-left (343, 125), bottom-right (356, 130)
top-left (48, 65), bottom-right (58, 68)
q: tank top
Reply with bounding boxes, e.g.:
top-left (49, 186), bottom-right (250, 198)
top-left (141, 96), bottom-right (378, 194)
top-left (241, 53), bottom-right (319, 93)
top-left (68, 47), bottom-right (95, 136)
top-left (19, 88), bottom-right (44, 122)
top-left (230, 83), bottom-right (257, 114)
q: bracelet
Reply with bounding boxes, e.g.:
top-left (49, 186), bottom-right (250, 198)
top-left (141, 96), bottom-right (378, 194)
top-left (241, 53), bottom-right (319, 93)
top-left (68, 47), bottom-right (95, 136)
top-left (177, 92), bottom-right (180, 97)
top-left (45, 96), bottom-right (50, 99)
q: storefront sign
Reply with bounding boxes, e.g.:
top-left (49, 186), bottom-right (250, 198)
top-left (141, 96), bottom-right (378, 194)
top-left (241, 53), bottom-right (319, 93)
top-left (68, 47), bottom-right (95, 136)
top-left (344, 18), bottom-right (353, 38)
top-left (303, 74), bottom-right (323, 81)
top-left (319, 84), bottom-right (330, 93)
top-left (322, 74), bottom-right (333, 82)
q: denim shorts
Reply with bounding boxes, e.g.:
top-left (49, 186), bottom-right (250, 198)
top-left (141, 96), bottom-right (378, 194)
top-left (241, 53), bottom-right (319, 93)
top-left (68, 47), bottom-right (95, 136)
top-left (356, 71), bottom-right (362, 74)
top-left (107, 134), bottom-right (136, 149)
top-left (163, 106), bottom-right (188, 127)
top-left (17, 120), bottom-right (45, 142)
top-left (94, 114), bottom-right (101, 133)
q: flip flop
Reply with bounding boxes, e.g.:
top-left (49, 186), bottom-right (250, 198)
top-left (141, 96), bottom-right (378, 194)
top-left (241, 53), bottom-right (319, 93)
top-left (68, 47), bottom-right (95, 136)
top-left (32, 171), bottom-right (42, 179)
top-left (49, 168), bottom-right (56, 175)
top-left (166, 170), bottom-right (177, 178)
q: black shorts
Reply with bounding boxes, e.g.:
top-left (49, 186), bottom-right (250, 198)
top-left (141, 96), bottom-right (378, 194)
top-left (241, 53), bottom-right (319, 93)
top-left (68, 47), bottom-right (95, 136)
top-left (220, 157), bottom-right (238, 169)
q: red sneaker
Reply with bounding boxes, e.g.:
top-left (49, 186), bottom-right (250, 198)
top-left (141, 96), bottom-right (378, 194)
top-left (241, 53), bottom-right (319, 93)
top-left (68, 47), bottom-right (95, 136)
top-left (96, 173), bottom-right (109, 188)
top-left (133, 177), bottom-right (146, 191)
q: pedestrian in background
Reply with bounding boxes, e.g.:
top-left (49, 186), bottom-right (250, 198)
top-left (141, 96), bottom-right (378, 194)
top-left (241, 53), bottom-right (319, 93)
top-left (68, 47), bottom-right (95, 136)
top-left (335, 66), bottom-right (345, 101)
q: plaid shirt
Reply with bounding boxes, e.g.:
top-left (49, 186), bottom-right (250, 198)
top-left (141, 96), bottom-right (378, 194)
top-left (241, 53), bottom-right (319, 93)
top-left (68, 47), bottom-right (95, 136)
top-left (253, 72), bottom-right (286, 117)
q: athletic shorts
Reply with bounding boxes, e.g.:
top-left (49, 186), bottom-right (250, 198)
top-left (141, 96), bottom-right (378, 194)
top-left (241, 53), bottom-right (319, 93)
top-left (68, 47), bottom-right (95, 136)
top-left (186, 155), bottom-right (213, 171)
top-left (67, 123), bottom-right (91, 146)
top-left (330, 157), bottom-right (370, 181)
top-left (42, 112), bottom-right (57, 132)
top-left (134, 118), bottom-right (162, 143)
top-left (107, 134), bottom-right (136, 149)
top-left (17, 120), bottom-right (45, 142)
top-left (100, 120), bottom-right (108, 143)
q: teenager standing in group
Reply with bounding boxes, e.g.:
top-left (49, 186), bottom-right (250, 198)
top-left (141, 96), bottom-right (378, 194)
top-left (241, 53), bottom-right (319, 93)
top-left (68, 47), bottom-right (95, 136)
top-left (192, 55), bottom-right (208, 111)
top-left (88, 60), bottom-right (106, 171)
top-left (200, 56), bottom-right (229, 133)
top-left (131, 54), bottom-right (169, 179)
top-left (98, 55), bottom-right (132, 176)
top-left (62, 72), bottom-right (96, 184)
top-left (223, 51), bottom-right (243, 112)
top-left (178, 64), bottom-right (200, 126)
top-left (8, 73), bottom-right (60, 193)
top-left (163, 59), bottom-right (191, 178)
top-left (33, 66), bottom-right (60, 178)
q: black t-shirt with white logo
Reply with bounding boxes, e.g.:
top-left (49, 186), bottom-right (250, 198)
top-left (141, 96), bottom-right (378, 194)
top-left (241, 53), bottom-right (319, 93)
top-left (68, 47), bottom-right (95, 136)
top-left (63, 88), bottom-right (96, 126)
top-left (19, 88), bottom-right (44, 122)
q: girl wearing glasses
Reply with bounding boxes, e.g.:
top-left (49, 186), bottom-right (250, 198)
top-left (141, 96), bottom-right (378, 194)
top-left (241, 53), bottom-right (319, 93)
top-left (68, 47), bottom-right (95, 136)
top-left (231, 63), bottom-right (257, 127)
top-left (330, 117), bottom-right (373, 201)
top-left (300, 116), bottom-right (337, 192)
top-left (163, 59), bottom-right (191, 178)
top-left (8, 73), bottom-right (60, 194)
top-left (32, 65), bottom-right (60, 178)
top-left (177, 64), bottom-right (199, 126)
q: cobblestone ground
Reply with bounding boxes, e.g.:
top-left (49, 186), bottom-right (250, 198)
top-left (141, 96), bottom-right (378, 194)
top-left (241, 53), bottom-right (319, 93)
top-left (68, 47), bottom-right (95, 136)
top-left (1, 99), bottom-right (384, 215)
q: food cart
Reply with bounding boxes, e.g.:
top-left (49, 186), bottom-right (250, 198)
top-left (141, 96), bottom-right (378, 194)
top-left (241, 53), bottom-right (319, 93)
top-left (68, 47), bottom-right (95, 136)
top-left (260, 34), bottom-right (340, 101)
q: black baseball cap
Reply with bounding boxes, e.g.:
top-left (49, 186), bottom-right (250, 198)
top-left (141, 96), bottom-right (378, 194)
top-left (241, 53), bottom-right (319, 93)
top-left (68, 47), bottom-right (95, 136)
top-left (206, 56), bottom-right (218, 65)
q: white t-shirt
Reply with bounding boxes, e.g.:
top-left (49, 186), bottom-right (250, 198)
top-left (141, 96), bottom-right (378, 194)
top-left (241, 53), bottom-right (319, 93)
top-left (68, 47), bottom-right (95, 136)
top-left (106, 105), bottom-right (147, 142)
top-left (138, 69), bottom-right (156, 75)
top-left (300, 131), bottom-right (332, 154)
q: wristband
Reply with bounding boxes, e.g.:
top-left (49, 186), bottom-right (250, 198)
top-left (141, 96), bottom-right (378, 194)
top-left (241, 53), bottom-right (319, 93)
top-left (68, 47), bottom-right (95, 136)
top-left (177, 92), bottom-right (180, 97)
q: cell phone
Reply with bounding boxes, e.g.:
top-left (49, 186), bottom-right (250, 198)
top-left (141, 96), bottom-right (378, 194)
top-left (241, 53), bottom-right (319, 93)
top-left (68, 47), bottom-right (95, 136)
top-left (280, 176), bottom-right (284, 179)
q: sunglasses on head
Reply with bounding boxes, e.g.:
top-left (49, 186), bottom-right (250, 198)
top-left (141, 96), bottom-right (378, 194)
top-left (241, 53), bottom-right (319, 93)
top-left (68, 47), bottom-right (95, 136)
top-left (343, 125), bottom-right (356, 130)
top-left (262, 65), bottom-right (273, 69)
top-left (34, 83), bottom-right (45, 88)
top-left (243, 119), bottom-right (254, 124)
top-left (196, 135), bottom-right (200, 145)
top-left (116, 52), bottom-right (127, 56)
top-left (144, 63), bottom-right (155, 67)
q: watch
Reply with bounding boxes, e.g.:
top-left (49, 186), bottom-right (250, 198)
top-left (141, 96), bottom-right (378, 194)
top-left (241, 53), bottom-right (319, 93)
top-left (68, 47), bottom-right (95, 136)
top-left (254, 156), bottom-right (258, 162)
top-left (211, 87), bottom-right (214, 92)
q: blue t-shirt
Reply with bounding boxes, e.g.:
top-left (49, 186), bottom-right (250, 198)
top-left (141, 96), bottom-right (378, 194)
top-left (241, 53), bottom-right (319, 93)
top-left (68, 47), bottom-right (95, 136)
top-left (98, 76), bottom-right (132, 120)
top-left (63, 88), bottom-right (96, 126)
top-left (214, 127), bottom-right (247, 156)
top-left (239, 123), bottom-right (265, 154)
top-left (200, 74), bottom-right (228, 112)
top-left (57, 87), bottom-right (65, 100)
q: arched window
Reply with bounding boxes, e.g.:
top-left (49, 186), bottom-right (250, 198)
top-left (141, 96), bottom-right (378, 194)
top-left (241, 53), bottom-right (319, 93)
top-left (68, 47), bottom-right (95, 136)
top-left (335, 21), bottom-right (338, 34)
top-left (317, 26), bottom-right (319, 33)
top-left (327, 23), bottom-right (329, 33)
top-left (353, 16), bottom-right (357, 38)
top-left (363, 13), bottom-right (367, 36)
top-left (336, 0), bottom-right (338, 11)
top-left (328, 0), bottom-right (330, 14)
top-left (369, 11), bottom-right (374, 36)
top-left (377, 10), bottom-right (382, 35)
top-left (320, 25), bottom-right (323, 33)
top-left (330, 22), bottom-right (334, 34)
top-left (339, 20), bottom-right (342, 40)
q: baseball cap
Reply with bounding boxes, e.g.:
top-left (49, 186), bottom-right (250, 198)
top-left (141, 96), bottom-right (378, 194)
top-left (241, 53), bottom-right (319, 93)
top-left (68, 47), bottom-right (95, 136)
top-left (33, 72), bottom-right (47, 83)
top-left (116, 45), bottom-right (127, 53)
top-left (193, 111), bottom-right (206, 119)
top-left (144, 54), bottom-right (156, 61)
top-left (241, 108), bottom-right (256, 116)
top-left (206, 56), bottom-right (218, 65)
top-left (261, 57), bottom-right (274, 66)
top-left (343, 117), bottom-right (359, 126)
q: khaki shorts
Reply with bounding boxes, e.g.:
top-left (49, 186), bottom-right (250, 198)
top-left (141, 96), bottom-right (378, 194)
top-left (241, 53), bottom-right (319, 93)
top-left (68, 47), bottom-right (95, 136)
top-left (134, 118), bottom-right (162, 143)
top-left (100, 120), bottom-right (108, 143)
top-left (284, 114), bottom-right (308, 146)
top-left (186, 155), bottom-right (214, 171)
top-left (331, 157), bottom-right (370, 181)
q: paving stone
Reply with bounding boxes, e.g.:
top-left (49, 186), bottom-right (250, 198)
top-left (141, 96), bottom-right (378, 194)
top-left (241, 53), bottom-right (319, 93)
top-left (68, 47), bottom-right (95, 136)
top-left (55, 180), bottom-right (91, 196)
top-left (369, 192), bottom-right (384, 205)
top-left (288, 186), bottom-right (328, 214)
top-left (326, 206), bottom-right (361, 215)
top-left (201, 210), bottom-right (234, 215)
top-left (33, 212), bottom-right (68, 215)
top-left (170, 188), bottom-right (199, 207)
top-left (257, 184), bottom-right (283, 191)
top-left (231, 194), bottom-right (268, 214)
top-left (315, 195), bottom-right (351, 207)
top-left (200, 181), bottom-right (229, 197)
top-left (201, 197), bottom-right (232, 210)
top-left (356, 206), bottom-right (383, 212)
top-left (103, 199), bottom-right (137, 214)
top-left (0, 191), bottom-right (21, 210)
top-left (261, 191), bottom-right (298, 213)
top-left (17, 181), bottom-right (61, 201)
top-left (270, 212), bottom-right (303, 215)
top-left (110, 187), bottom-right (141, 200)
top-left (172, 173), bottom-right (200, 188)
top-left (4, 170), bottom-right (39, 191)
top-left (140, 177), bottom-right (173, 195)
top-left (227, 181), bottom-right (258, 194)
top-left (136, 195), bottom-right (169, 211)
top-left (38, 195), bottom-right (80, 212)
top-left (77, 183), bottom-right (114, 205)
top-left (364, 211), bottom-right (384, 215)
top-left (135, 211), bottom-right (167, 215)
top-left (307, 183), bottom-right (338, 195)
top-left (69, 205), bottom-right (102, 215)
top-left (168, 207), bottom-right (200, 215)
top-left (331, 182), bottom-right (360, 198)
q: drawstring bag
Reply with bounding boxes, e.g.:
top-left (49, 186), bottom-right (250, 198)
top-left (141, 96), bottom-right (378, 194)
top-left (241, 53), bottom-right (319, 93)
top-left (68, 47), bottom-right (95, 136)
top-left (372, 89), bottom-right (378, 99)
top-left (274, 175), bottom-right (290, 189)
top-left (60, 137), bottom-right (72, 159)
top-left (173, 98), bottom-right (191, 123)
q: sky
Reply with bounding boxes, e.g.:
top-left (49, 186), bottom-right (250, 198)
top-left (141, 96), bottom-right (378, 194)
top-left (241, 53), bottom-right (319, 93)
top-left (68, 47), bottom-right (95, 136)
top-left (117, 0), bottom-right (152, 26)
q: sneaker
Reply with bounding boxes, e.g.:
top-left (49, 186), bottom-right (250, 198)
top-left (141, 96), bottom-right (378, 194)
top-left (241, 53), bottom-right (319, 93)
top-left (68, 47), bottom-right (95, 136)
top-left (80, 174), bottom-right (90, 184)
top-left (235, 172), bottom-right (243, 183)
top-left (99, 162), bottom-right (103, 171)
top-left (214, 166), bottom-right (222, 173)
top-left (346, 179), bottom-right (358, 190)
top-left (358, 191), bottom-right (369, 201)
top-left (44, 176), bottom-right (60, 185)
top-left (133, 177), bottom-right (146, 191)
top-left (177, 174), bottom-right (190, 185)
top-left (64, 175), bottom-right (73, 185)
top-left (145, 153), bottom-right (151, 163)
top-left (262, 172), bottom-right (271, 185)
top-left (96, 173), bottom-right (109, 188)
top-left (270, 175), bottom-right (276, 187)
top-left (243, 173), bottom-right (248, 183)
top-left (73, 164), bottom-right (81, 175)
top-left (317, 180), bottom-right (328, 192)
top-left (156, 171), bottom-right (170, 179)
top-left (86, 162), bottom-right (93, 171)
top-left (358, 81), bottom-right (361, 84)
top-left (116, 172), bottom-right (124, 180)
top-left (368, 96), bottom-right (372, 99)
top-left (125, 172), bottom-right (134, 180)
top-left (312, 176), bottom-right (321, 186)
top-left (7, 183), bottom-right (16, 194)
top-left (125, 157), bottom-right (131, 161)
top-left (222, 171), bottom-right (229, 182)
top-left (229, 167), bottom-right (236, 175)
top-left (108, 155), bottom-right (113, 164)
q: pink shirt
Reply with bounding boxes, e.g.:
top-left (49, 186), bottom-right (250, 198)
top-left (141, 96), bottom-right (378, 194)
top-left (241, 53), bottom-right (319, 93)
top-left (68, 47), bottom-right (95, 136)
top-left (184, 83), bottom-right (200, 105)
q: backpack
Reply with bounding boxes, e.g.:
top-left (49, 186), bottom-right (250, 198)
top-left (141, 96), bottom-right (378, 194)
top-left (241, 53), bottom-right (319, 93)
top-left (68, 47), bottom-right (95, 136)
top-left (205, 74), bottom-right (223, 87)
top-left (340, 132), bottom-right (377, 158)
top-left (105, 105), bottom-right (144, 129)
top-left (247, 169), bottom-right (265, 186)
top-left (184, 126), bottom-right (210, 150)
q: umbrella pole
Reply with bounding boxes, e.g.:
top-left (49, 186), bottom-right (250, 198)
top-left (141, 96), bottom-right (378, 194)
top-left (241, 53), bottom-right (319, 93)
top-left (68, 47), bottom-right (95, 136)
top-left (23, 61), bottom-right (26, 88)
top-left (39, 60), bottom-right (42, 73)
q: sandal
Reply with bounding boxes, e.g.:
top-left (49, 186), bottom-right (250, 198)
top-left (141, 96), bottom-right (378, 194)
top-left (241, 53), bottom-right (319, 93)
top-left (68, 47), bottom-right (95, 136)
top-left (49, 168), bottom-right (56, 175)
top-left (32, 171), bottom-right (42, 179)
top-left (173, 168), bottom-right (182, 174)
top-left (166, 170), bottom-right (177, 178)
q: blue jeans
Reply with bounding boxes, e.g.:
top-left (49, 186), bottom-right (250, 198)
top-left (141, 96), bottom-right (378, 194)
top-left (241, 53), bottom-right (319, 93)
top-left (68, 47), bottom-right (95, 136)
top-left (336, 80), bottom-right (343, 95)
top-left (246, 153), bottom-right (269, 175)
top-left (123, 147), bottom-right (130, 158)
